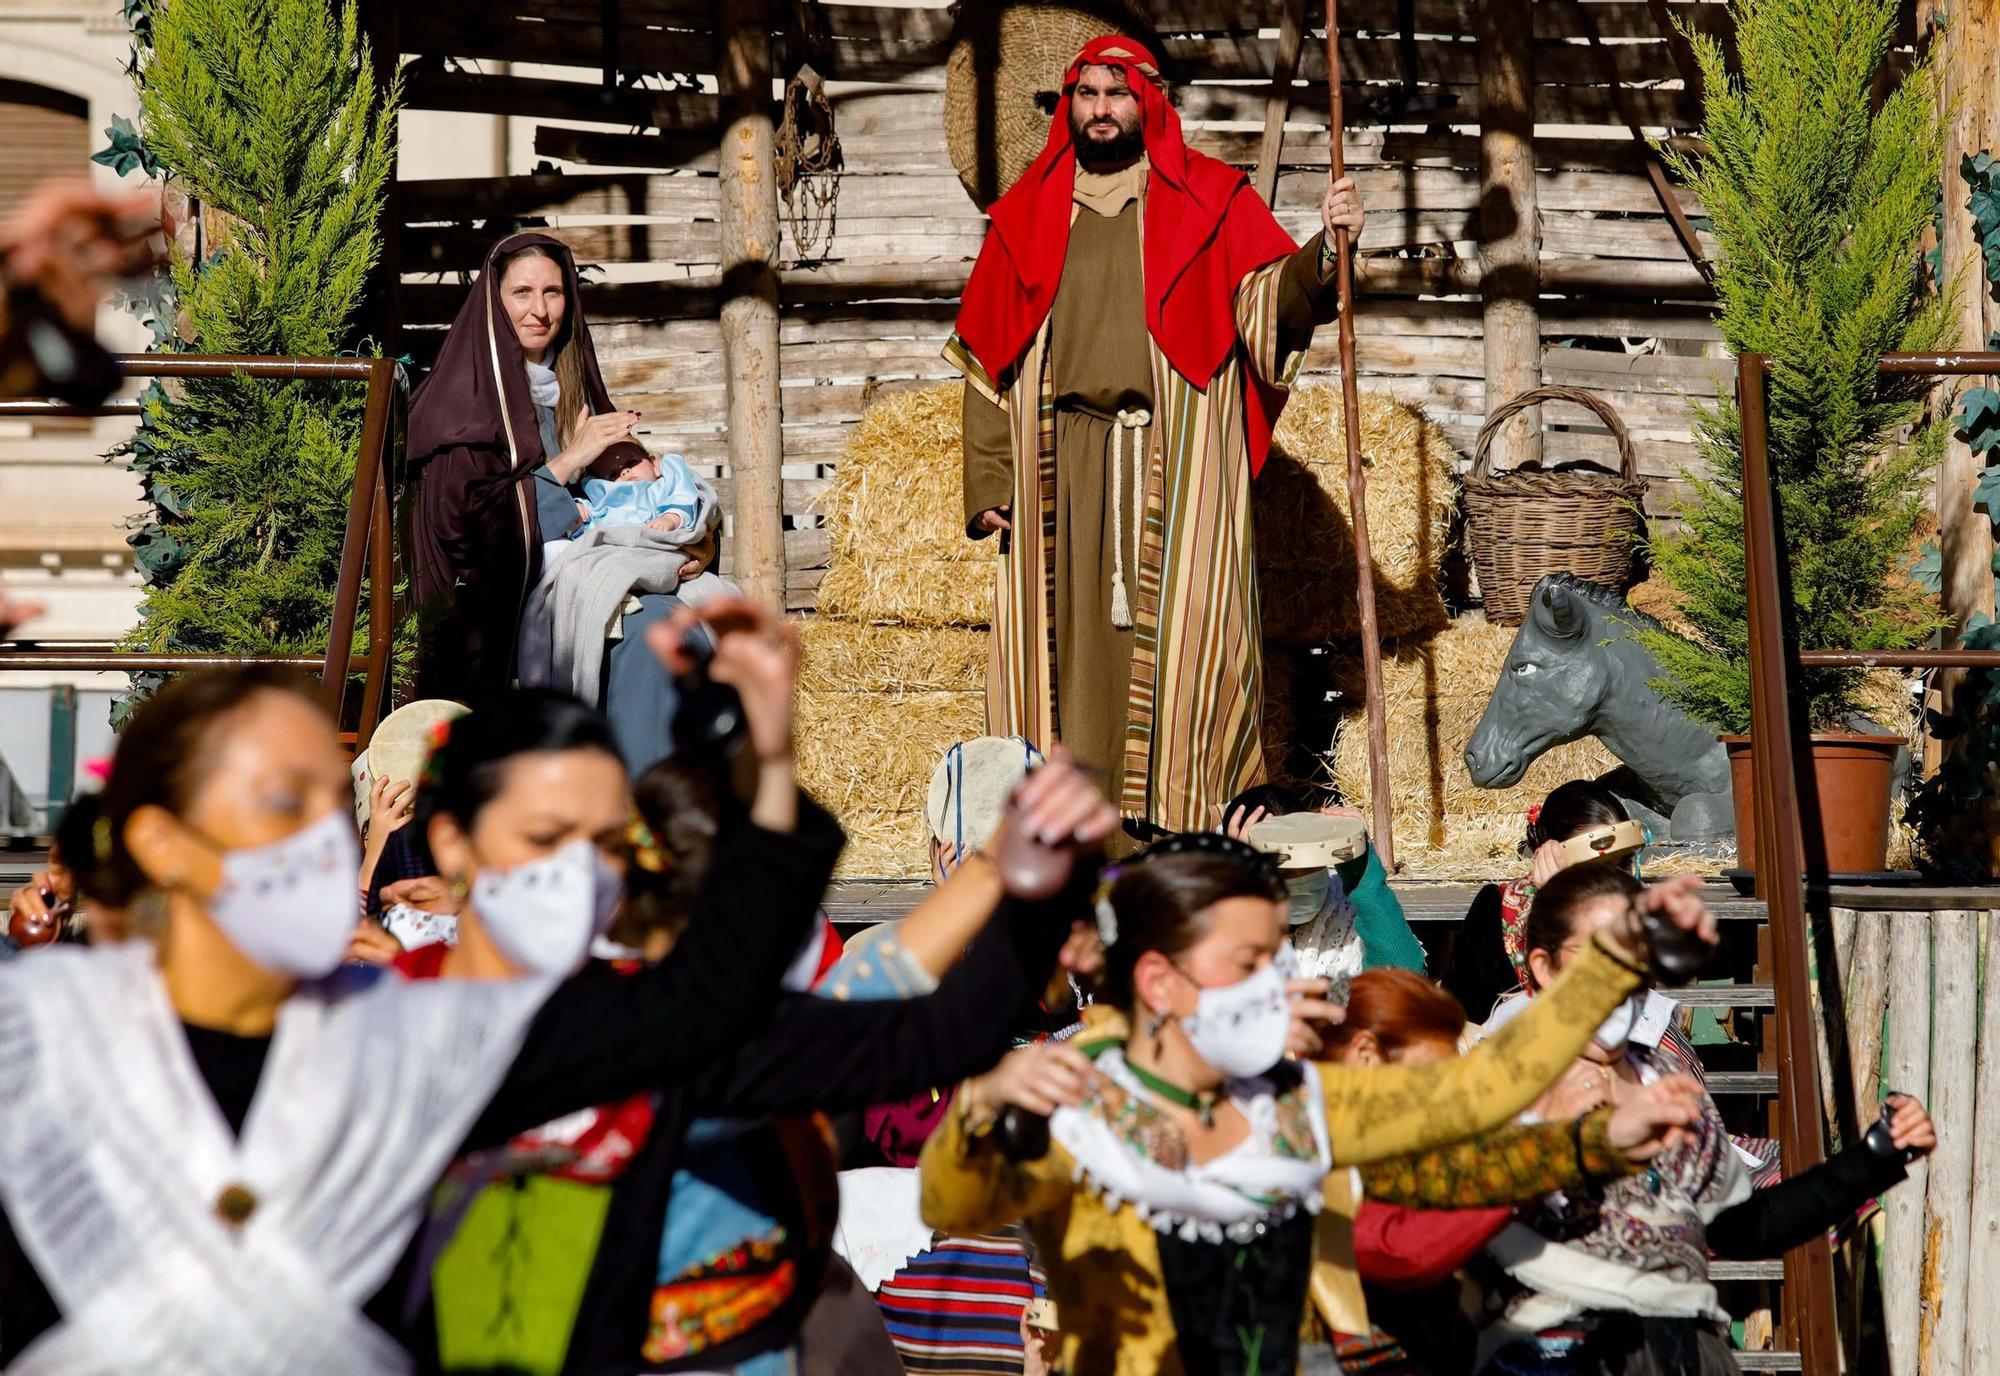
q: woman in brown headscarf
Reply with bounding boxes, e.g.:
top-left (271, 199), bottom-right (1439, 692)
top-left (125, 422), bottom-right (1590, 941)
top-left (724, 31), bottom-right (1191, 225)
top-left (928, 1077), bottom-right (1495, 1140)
top-left (407, 233), bottom-right (717, 770)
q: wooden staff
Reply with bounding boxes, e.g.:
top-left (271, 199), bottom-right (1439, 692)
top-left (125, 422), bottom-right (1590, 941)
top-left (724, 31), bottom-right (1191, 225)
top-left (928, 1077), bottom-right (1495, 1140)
top-left (1325, 0), bottom-right (1395, 868)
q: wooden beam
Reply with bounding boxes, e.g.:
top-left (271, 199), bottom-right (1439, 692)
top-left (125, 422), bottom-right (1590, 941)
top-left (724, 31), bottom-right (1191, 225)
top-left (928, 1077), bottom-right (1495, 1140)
top-left (1475, 0), bottom-right (1541, 466)
top-left (1924, 910), bottom-right (1977, 1376)
top-left (1881, 910), bottom-right (1932, 1376)
top-left (1965, 910), bottom-right (2000, 1373)
top-left (717, 0), bottom-right (786, 609)
top-left (1929, 0), bottom-right (1999, 773)
top-left (1255, 0), bottom-right (1308, 204)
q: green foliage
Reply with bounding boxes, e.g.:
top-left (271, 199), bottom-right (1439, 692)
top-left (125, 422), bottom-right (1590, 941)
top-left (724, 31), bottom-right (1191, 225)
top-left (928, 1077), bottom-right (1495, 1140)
top-left (120, 0), bottom-right (398, 665)
top-left (1634, 0), bottom-right (1952, 733)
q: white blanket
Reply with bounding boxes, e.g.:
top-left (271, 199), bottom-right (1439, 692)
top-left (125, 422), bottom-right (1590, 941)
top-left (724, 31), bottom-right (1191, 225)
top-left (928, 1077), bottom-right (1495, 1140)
top-left (0, 942), bottom-right (553, 1373)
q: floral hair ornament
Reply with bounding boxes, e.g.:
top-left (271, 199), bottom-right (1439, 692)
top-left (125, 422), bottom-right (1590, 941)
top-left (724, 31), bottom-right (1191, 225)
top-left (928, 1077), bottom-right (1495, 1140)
top-left (418, 717), bottom-right (453, 790)
top-left (1526, 803), bottom-right (1544, 827)
top-left (81, 756), bottom-right (112, 786)
top-left (623, 817), bottom-right (674, 874)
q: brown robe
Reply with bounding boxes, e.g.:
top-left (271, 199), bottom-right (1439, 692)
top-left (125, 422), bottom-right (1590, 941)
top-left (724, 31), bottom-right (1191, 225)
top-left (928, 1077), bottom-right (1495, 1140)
top-left (963, 199), bottom-right (1339, 805)
top-left (406, 233), bottom-right (644, 702)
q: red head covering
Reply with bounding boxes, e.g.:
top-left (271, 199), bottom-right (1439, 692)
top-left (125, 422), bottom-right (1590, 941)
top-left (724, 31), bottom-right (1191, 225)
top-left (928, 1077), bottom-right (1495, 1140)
top-left (953, 36), bottom-right (1301, 470)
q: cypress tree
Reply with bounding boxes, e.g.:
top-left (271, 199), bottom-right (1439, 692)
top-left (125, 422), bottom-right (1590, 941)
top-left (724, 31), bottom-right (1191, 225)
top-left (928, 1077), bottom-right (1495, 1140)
top-left (1636, 0), bottom-right (1950, 733)
top-left (117, 0), bottom-right (397, 694)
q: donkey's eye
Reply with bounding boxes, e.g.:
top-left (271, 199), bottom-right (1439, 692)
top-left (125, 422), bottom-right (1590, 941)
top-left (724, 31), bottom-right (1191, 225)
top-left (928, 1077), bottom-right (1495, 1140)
top-left (1512, 661), bottom-right (1539, 676)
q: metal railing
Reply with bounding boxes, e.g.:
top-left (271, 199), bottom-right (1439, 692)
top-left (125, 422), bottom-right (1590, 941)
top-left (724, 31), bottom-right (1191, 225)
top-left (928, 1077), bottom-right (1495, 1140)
top-left (0, 354), bottom-right (401, 752)
top-left (1738, 349), bottom-right (2000, 1369)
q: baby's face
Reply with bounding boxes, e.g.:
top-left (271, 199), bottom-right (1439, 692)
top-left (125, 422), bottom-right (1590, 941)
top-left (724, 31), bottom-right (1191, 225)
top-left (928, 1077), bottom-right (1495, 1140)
top-left (616, 454), bottom-right (661, 483)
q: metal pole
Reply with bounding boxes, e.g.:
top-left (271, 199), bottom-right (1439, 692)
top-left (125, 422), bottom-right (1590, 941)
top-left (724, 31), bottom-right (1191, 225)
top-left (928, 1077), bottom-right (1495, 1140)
top-left (1325, 0), bottom-right (1395, 867)
top-left (1736, 353), bottom-right (1840, 1367)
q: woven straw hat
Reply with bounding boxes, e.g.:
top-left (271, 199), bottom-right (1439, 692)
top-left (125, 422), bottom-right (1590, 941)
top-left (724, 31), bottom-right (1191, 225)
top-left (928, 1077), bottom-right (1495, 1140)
top-left (943, 1), bottom-right (1155, 208)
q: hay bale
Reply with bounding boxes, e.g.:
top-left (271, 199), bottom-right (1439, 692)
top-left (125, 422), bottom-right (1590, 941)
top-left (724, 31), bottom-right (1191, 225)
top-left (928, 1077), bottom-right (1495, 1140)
top-left (815, 382), bottom-right (998, 627)
top-left (1327, 615), bottom-right (1622, 876)
top-left (816, 557), bottom-right (994, 629)
top-left (1257, 386), bottom-right (1457, 645)
top-left (797, 620), bottom-right (986, 696)
top-left (794, 671), bottom-right (987, 877)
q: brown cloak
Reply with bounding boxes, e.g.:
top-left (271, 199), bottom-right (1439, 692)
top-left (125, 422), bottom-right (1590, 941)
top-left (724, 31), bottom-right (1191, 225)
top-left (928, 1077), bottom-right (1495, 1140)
top-left (406, 232), bottom-right (628, 701)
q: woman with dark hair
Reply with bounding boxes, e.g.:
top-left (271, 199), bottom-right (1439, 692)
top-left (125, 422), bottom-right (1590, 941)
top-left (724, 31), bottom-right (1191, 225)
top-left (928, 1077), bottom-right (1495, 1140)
top-left (1445, 779), bottom-right (1632, 1020)
top-left (1471, 864), bottom-right (1936, 1376)
top-left (920, 831), bottom-right (1720, 1376)
top-left (0, 594), bottom-right (1098, 1374)
top-left (407, 233), bottom-right (716, 770)
top-left (1307, 969), bottom-right (1702, 1375)
top-left (385, 601), bottom-right (1118, 1375)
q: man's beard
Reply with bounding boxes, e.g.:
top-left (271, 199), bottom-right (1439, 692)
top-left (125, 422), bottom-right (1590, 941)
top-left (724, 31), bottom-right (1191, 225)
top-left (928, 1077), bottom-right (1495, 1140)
top-left (1071, 115), bottom-right (1144, 169)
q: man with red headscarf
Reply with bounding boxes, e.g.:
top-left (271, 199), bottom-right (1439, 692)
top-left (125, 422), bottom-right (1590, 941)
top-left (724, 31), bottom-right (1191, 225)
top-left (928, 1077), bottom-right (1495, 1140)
top-left (947, 36), bottom-right (1365, 836)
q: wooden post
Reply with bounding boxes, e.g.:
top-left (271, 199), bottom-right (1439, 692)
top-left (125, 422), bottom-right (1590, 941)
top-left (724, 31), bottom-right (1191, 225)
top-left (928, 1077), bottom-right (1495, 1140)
top-left (1845, 912), bottom-right (1891, 1121)
top-left (1475, 0), bottom-right (1541, 468)
top-left (1255, 0), bottom-right (1307, 205)
top-left (717, 0), bottom-right (786, 609)
top-left (1326, 0), bottom-right (1395, 868)
top-left (1964, 910), bottom-right (2000, 1372)
top-left (1924, 909), bottom-right (1977, 1376)
top-left (1881, 911), bottom-right (1933, 1376)
top-left (1930, 0), bottom-right (2000, 769)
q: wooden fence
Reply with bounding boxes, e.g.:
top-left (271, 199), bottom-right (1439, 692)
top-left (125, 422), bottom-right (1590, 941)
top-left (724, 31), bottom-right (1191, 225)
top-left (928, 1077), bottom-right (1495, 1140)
top-left (375, 0), bottom-right (1767, 609)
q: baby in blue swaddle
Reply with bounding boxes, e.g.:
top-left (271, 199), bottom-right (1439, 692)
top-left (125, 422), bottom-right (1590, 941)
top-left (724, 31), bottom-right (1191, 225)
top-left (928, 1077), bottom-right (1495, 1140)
top-left (572, 449), bottom-right (703, 536)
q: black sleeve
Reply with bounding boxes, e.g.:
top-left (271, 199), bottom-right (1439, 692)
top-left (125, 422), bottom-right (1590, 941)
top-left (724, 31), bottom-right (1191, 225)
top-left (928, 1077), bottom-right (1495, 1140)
top-left (1706, 1142), bottom-right (1908, 1260)
top-left (1441, 883), bottom-right (1513, 1020)
top-left (691, 878), bottom-right (1083, 1118)
top-left (465, 794), bottom-right (844, 1148)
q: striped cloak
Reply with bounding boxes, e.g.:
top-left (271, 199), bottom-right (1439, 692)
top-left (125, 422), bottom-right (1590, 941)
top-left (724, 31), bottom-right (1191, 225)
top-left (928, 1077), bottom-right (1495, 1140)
top-left (945, 256), bottom-right (1306, 833)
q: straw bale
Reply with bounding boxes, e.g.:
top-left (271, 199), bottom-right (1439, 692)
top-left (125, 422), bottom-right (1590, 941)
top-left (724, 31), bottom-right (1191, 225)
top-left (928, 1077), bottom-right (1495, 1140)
top-left (821, 381), bottom-right (993, 567)
top-left (1257, 386), bottom-right (1457, 645)
top-left (1327, 615), bottom-right (1622, 874)
top-left (796, 687), bottom-right (986, 816)
top-left (816, 556), bottom-right (994, 629)
top-left (834, 808), bottom-right (935, 880)
top-left (797, 619), bottom-right (986, 696)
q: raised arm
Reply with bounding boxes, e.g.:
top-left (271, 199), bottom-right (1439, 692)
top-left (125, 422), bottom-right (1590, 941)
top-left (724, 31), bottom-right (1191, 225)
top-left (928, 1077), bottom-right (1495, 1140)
top-left (468, 596), bottom-right (823, 1145)
top-left (1314, 938), bottom-right (1640, 1166)
top-left (694, 879), bottom-right (1079, 1118)
top-left (466, 790), bottom-right (842, 1147)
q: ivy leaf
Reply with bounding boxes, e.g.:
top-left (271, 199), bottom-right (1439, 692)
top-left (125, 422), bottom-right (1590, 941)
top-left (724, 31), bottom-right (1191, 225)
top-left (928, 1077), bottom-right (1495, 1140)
top-left (1959, 387), bottom-right (2000, 451)
top-left (126, 523), bottom-right (184, 583)
top-left (1911, 542), bottom-right (1944, 593)
top-left (1973, 465), bottom-right (2000, 520)
top-left (91, 115), bottom-right (160, 178)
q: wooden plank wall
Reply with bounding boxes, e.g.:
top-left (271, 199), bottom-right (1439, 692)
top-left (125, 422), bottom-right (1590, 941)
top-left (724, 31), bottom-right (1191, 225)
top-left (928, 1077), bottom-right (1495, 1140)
top-left (389, 0), bottom-right (1747, 609)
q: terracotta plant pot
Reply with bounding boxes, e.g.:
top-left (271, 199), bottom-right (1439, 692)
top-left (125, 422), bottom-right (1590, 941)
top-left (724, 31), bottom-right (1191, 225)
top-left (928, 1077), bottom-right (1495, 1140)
top-left (1722, 733), bottom-right (1901, 876)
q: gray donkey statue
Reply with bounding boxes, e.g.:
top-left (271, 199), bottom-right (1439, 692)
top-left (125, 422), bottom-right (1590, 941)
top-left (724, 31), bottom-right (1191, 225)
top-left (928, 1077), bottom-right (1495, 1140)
top-left (1463, 573), bottom-right (1736, 842)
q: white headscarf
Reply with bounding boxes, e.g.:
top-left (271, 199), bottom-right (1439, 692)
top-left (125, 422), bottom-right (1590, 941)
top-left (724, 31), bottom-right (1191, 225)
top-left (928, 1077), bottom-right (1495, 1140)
top-left (523, 359), bottom-right (560, 409)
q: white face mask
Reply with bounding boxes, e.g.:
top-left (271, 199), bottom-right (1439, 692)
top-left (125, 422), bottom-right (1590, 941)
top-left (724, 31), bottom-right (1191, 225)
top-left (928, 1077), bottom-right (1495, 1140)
top-left (471, 838), bottom-right (623, 976)
top-left (1283, 869), bottom-right (1331, 927)
top-left (1592, 994), bottom-right (1643, 1053)
top-left (206, 809), bottom-right (364, 980)
top-left (1176, 961), bottom-right (1293, 1080)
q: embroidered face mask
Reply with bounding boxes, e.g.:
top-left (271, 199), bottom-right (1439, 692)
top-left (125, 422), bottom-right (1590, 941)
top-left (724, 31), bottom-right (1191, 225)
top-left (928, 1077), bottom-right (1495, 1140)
top-left (206, 809), bottom-right (363, 980)
top-left (1592, 993), bottom-right (1643, 1053)
top-left (1177, 961), bottom-right (1292, 1080)
top-left (471, 838), bottom-right (622, 976)
top-left (1283, 869), bottom-right (1331, 927)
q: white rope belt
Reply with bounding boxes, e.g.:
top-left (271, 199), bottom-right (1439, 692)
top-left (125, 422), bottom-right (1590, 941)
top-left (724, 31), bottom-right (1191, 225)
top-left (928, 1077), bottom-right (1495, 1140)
top-left (1109, 406), bottom-right (1151, 629)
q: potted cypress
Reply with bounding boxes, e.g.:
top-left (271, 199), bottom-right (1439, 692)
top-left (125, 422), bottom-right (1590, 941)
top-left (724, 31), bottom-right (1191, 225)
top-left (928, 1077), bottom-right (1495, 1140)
top-left (1635, 0), bottom-right (1949, 873)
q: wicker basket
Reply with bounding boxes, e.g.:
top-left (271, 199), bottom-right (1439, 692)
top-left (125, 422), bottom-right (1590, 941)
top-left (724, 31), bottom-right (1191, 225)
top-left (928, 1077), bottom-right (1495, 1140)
top-left (1464, 386), bottom-right (1648, 625)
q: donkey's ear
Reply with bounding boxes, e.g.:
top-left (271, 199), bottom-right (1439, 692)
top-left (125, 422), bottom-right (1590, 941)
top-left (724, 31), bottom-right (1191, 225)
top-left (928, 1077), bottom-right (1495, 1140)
top-left (1532, 577), bottom-right (1585, 640)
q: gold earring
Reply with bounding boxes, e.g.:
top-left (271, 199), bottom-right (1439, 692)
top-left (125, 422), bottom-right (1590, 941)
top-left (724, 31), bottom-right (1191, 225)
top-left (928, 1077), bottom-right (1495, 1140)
top-left (450, 875), bottom-right (470, 901)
